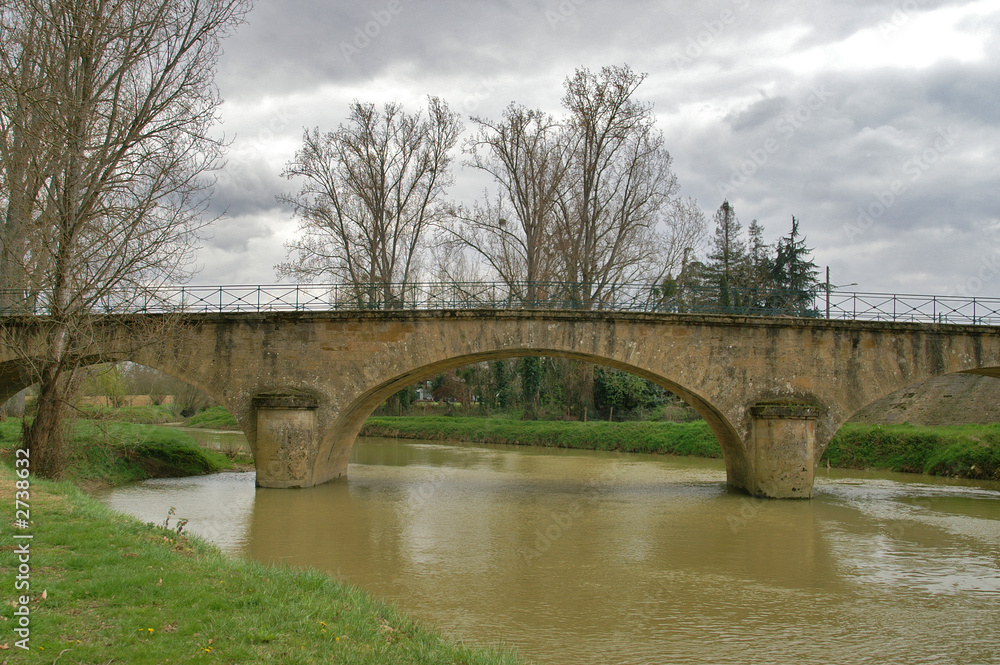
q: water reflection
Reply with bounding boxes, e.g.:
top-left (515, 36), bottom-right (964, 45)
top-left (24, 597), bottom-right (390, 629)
top-left (101, 436), bottom-right (1000, 665)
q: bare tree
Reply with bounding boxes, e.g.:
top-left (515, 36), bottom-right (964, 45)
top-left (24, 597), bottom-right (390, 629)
top-left (555, 65), bottom-right (681, 308)
top-left (277, 97), bottom-right (462, 307)
top-left (0, 0), bottom-right (250, 476)
top-left (445, 104), bottom-right (569, 304)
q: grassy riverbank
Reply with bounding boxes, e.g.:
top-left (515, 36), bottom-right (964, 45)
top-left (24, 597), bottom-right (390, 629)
top-left (0, 418), bottom-right (244, 488)
top-left (363, 416), bottom-right (724, 458)
top-left (361, 416), bottom-right (1000, 480)
top-left (825, 422), bottom-right (1000, 479)
top-left (184, 405), bottom-right (240, 430)
top-left (0, 466), bottom-right (525, 663)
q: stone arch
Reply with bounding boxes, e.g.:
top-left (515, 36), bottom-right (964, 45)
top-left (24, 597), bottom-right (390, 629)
top-left (830, 367), bottom-right (1000, 431)
top-left (0, 359), bottom-right (34, 406)
top-left (0, 349), bottom-right (258, 459)
top-left (310, 347), bottom-right (749, 492)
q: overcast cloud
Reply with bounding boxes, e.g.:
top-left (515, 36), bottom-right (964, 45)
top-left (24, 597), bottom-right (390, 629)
top-left (198, 0), bottom-right (1000, 298)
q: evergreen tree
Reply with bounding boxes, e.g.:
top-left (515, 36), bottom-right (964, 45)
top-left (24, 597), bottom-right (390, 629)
top-left (706, 200), bottom-right (749, 312)
top-left (745, 219), bottom-right (774, 312)
top-left (770, 217), bottom-right (819, 316)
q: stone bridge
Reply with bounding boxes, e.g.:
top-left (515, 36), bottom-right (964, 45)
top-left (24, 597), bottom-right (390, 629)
top-left (3, 310), bottom-right (999, 498)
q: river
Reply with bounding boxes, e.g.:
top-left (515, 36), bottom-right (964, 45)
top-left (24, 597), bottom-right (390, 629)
top-left (99, 431), bottom-right (1000, 665)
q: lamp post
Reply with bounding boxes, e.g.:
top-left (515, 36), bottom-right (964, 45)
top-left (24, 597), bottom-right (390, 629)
top-left (825, 266), bottom-right (858, 319)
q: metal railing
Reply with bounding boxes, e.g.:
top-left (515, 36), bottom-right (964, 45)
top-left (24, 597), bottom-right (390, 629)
top-left (2, 282), bottom-right (999, 326)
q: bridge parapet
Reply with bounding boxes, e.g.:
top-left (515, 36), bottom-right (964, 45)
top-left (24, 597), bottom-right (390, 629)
top-left (4, 282), bottom-right (1000, 326)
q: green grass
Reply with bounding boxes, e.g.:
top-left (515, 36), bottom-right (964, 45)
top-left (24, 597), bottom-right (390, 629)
top-left (77, 403), bottom-right (179, 424)
top-left (185, 405), bottom-right (240, 430)
top-left (0, 467), bottom-right (526, 664)
top-left (823, 422), bottom-right (1000, 480)
top-left (362, 416), bottom-right (724, 458)
top-left (0, 418), bottom-right (236, 487)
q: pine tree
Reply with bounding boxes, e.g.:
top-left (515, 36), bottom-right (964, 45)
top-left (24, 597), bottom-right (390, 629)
top-left (706, 200), bottom-right (749, 312)
top-left (770, 217), bottom-right (819, 315)
top-left (745, 219), bottom-right (772, 312)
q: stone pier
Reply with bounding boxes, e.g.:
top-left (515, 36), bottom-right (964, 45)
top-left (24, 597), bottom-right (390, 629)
top-left (748, 403), bottom-right (821, 499)
top-left (252, 393), bottom-right (320, 488)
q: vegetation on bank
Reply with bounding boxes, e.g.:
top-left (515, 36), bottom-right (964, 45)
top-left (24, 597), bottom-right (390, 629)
top-left (0, 417), bottom-right (244, 488)
top-left (184, 405), bottom-right (240, 430)
top-left (824, 423), bottom-right (1000, 480)
top-left (362, 416), bottom-right (1000, 481)
top-left (0, 467), bottom-right (526, 664)
top-left (363, 416), bottom-right (724, 457)
top-left (78, 403), bottom-right (179, 425)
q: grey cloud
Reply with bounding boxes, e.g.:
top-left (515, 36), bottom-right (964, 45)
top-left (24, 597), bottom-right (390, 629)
top-left (198, 0), bottom-right (1000, 297)
top-left (203, 215), bottom-right (276, 254)
top-left (726, 96), bottom-right (788, 132)
top-left (210, 155), bottom-right (288, 218)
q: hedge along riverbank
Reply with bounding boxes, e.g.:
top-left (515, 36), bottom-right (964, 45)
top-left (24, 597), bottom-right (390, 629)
top-left (0, 466), bottom-right (526, 663)
top-left (361, 416), bottom-right (1000, 480)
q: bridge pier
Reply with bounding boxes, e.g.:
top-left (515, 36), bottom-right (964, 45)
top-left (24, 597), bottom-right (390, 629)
top-left (746, 403), bottom-right (821, 499)
top-left (252, 393), bottom-right (321, 488)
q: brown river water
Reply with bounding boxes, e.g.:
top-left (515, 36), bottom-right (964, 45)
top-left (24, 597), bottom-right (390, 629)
top-left (99, 431), bottom-right (1000, 665)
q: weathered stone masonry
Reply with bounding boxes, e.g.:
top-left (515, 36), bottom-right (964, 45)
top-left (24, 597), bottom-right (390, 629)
top-left (3, 310), bottom-right (998, 498)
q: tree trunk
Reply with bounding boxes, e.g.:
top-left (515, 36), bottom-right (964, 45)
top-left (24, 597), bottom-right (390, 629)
top-left (24, 367), bottom-right (71, 478)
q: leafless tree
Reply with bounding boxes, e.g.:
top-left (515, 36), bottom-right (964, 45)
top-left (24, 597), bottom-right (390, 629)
top-left (0, 0), bottom-right (251, 476)
top-left (444, 104), bottom-right (569, 304)
top-left (657, 196), bottom-right (706, 281)
top-left (554, 65), bottom-right (681, 308)
top-left (277, 98), bottom-right (463, 308)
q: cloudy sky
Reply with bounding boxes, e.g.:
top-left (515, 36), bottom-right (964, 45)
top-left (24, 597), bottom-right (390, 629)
top-left (199, 0), bottom-right (1000, 298)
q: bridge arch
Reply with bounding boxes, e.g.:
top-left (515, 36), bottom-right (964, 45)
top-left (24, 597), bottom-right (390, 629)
top-left (311, 348), bottom-right (747, 491)
top-left (830, 367), bottom-right (1000, 430)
